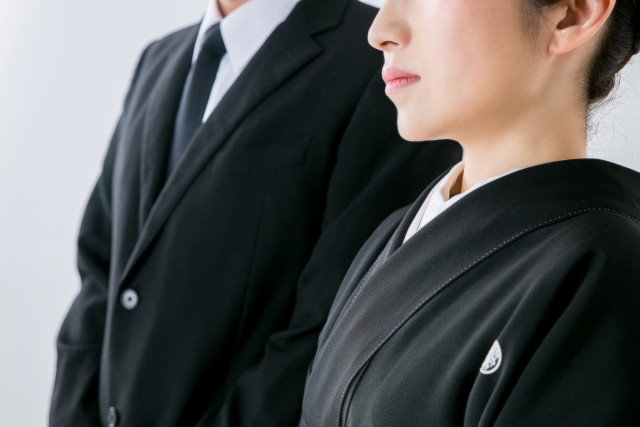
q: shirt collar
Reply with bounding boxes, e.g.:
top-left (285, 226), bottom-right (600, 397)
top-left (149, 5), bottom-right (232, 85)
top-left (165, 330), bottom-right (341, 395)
top-left (194, 0), bottom-right (302, 75)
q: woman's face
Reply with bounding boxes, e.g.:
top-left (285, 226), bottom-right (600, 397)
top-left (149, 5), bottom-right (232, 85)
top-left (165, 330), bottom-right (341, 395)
top-left (369, 0), bottom-right (546, 142)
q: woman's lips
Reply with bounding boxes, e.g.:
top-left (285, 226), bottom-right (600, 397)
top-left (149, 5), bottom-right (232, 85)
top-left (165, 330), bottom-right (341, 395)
top-left (382, 67), bottom-right (420, 94)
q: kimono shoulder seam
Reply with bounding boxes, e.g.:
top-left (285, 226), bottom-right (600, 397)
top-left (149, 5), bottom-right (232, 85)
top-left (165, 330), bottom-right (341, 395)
top-left (447, 208), bottom-right (639, 287)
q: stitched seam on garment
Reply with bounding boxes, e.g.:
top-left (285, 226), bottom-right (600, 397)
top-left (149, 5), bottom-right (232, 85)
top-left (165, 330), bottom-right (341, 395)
top-left (335, 207), bottom-right (640, 426)
top-left (346, 251), bottom-right (384, 310)
top-left (342, 211), bottom-right (408, 312)
top-left (316, 251), bottom-right (384, 365)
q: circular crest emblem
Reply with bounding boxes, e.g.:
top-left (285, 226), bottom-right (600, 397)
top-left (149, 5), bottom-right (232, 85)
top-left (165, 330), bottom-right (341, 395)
top-left (480, 340), bottom-right (502, 375)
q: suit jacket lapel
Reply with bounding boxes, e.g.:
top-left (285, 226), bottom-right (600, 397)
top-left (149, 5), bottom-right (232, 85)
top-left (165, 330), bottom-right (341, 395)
top-left (138, 28), bottom-right (197, 228)
top-left (305, 159), bottom-right (640, 425)
top-left (119, 0), bottom-right (351, 286)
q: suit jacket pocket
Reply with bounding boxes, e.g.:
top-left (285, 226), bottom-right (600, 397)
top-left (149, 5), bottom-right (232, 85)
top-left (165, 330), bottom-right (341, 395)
top-left (210, 136), bottom-right (311, 175)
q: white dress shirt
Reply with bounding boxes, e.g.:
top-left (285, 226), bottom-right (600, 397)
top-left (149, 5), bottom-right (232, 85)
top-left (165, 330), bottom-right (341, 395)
top-left (194, 0), bottom-right (302, 122)
top-left (403, 162), bottom-right (518, 243)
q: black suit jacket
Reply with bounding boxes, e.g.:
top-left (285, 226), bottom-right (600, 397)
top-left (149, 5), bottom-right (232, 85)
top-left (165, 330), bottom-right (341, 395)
top-left (49, 0), bottom-right (461, 426)
top-left (301, 159), bottom-right (640, 426)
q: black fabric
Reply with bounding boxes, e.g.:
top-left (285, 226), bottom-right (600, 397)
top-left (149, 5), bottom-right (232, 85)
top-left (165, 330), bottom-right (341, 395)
top-left (169, 23), bottom-right (225, 174)
top-left (48, 0), bottom-right (462, 426)
top-left (301, 159), bottom-right (640, 427)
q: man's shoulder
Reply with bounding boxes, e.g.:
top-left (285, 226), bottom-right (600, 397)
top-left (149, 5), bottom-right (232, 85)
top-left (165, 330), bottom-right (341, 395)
top-left (331, 0), bottom-right (379, 35)
top-left (143, 23), bottom-right (200, 58)
top-left (344, 0), bottom-right (379, 22)
top-left (294, 0), bottom-right (378, 39)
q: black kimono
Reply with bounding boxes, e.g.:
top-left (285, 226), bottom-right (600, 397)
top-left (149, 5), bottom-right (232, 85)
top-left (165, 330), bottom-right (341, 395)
top-left (300, 159), bottom-right (640, 427)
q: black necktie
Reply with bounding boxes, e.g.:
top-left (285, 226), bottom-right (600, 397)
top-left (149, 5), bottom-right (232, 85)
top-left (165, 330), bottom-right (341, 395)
top-left (169, 23), bottom-right (226, 174)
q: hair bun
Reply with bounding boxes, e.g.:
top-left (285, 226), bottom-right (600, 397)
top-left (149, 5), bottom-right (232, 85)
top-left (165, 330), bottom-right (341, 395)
top-left (634, 0), bottom-right (640, 54)
top-left (631, 0), bottom-right (640, 54)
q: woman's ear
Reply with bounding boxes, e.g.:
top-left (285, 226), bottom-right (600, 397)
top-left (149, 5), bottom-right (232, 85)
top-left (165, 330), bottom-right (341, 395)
top-left (545, 0), bottom-right (616, 56)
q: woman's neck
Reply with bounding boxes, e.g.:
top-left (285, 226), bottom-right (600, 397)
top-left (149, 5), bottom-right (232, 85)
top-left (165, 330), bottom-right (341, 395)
top-left (455, 93), bottom-right (587, 193)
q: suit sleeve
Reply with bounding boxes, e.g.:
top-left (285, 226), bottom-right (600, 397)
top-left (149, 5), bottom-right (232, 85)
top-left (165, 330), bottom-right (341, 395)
top-left (487, 228), bottom-right (640, 427)
top-left (196, 73), bottom-right (462, 427)
top-left (49, 46), bottom-right (150, 427)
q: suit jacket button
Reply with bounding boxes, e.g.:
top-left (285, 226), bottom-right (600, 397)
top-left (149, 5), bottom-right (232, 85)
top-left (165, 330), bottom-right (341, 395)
top-left (107, 406), bottom-right (118, 426)
top-left (120, 289), bottom-right (139, 310)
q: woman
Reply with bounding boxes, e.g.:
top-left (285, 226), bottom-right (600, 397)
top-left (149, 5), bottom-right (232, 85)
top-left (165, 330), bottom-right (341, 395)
top-left (300, 0), bottom-right (640, 425)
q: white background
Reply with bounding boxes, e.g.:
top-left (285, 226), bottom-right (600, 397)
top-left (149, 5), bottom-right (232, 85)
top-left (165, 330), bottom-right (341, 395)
top-left (0, 0), bottom-right (638, 425)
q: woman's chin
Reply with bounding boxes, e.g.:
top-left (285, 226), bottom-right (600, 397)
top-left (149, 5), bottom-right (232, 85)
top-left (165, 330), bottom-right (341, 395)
top-left (397, 120), bottom-right (443, 142)
top-left (397, 110), bottom-right (455, 142)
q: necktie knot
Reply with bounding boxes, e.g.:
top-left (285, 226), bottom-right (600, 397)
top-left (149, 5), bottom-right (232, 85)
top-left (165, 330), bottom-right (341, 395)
top-left (201, 23), bottom-right (226, 57)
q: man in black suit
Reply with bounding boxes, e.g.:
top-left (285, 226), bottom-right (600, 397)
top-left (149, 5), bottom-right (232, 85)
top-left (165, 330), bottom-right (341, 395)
top-left (49, 0), bottom-right (460, 425)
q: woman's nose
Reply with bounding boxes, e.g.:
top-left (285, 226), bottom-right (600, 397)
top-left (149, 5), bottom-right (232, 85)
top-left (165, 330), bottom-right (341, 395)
top-left (368, 0), bottom-right (410, 52)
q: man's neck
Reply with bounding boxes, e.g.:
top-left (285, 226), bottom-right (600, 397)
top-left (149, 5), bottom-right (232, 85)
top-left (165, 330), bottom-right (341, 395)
top-left (217, 0), bottom-right (250, 17)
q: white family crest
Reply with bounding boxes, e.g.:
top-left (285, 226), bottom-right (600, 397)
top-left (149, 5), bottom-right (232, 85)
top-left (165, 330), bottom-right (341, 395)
top-left (480, 340), bottom-right (502, 375)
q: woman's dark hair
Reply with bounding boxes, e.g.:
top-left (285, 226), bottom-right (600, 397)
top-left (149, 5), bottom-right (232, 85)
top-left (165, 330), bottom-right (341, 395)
top-left (522, 0), bottom-right (640, 104)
